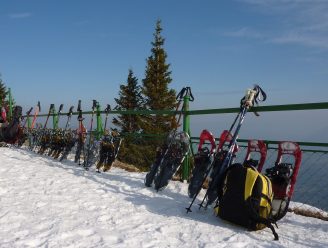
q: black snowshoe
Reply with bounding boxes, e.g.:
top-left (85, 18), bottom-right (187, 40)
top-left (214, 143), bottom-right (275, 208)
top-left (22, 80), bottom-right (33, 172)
top-left (153, 131), bottom-right (190, 191)
top-left (188, 129), bottom-right (216, 198)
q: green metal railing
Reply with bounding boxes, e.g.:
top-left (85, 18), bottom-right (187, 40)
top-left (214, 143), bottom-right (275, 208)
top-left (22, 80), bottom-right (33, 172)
top-left (22, 99), bottom-right (328, 215)
top-left (24, 100), bottom-right (328, 178)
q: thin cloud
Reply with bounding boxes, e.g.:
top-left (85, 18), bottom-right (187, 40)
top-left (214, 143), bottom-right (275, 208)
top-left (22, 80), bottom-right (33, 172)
top-left (234, 0), bottom-right (328, 50)
top-left (224, 27), bottom-right (263, 39)
top-left (9, 12), bottom-right (32, 19)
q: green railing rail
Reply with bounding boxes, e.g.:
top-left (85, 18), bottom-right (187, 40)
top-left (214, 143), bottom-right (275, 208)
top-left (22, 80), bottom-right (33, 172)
top-left (24, 101), bottom-right (328, 118)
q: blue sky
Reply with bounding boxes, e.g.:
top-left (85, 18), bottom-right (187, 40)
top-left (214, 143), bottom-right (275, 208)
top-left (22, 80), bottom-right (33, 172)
top-left (1, 0), bottom-right (328, 141)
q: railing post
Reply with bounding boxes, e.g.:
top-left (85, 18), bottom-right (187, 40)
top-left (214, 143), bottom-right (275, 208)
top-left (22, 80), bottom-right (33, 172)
top-left (27, 115), bottom-right (31, 129)
top-left (96, 102), bottom-right (103, 140)
top-left (183, 94), bottom-right (191, 182)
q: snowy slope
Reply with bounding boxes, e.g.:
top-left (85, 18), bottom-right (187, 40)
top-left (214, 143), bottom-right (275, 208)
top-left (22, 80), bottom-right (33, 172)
top-left (0, 148), bottom-right (327, 248)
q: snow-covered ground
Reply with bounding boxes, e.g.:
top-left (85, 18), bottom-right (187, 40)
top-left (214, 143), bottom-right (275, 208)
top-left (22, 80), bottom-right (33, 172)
top-left (0, 147), bottom-right (327, 248)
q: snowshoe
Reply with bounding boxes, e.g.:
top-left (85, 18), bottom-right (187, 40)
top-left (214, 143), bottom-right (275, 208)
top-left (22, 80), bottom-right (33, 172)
top-left (265, 141), bottom-right (302, 221)
top-left (188, 129), bottom-right (216, 198)
top-left (205, 130), bottom-right (239, 206)
top-left (243, 139), bottom-right (267, 171)
top-left (153, 131), bottom-right (190, 191)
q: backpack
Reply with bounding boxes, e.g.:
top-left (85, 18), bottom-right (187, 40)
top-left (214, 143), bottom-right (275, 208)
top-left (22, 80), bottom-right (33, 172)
top-left (214, 163), bottom-right (279, 240)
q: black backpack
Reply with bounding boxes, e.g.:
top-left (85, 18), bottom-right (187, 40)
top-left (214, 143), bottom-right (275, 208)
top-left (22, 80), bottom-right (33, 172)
top-left (214, 163), bottom-right (279, 240)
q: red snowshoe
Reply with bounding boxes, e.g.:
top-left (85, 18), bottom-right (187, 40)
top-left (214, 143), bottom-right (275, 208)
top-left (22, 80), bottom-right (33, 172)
top-left (205, 130), bottom-right (239, 206)
top-left (265, 141), bottom-right (302, 221)
top-left (243, 139), bottom-right (267, 172)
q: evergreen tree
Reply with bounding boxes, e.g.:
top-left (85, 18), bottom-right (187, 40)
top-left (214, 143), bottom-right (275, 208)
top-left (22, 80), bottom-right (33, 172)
top-left (113, 69), bottom-right (143, 133)
top-left (113, 69), bottom-right (148, 168)
top-left (142, 19), bottom-right (176, 135)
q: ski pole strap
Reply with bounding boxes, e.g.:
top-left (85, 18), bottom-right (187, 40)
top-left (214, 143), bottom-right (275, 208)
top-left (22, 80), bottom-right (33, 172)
top-left (176, 87), bottom-right (194, 102)
top-left (105, 104), bottom-right (111, 114)
top-left (176, 87), bottom-right (187, 101)
top-left (26, 107), bottom-right (33, 116)
top-left (186, 87), bottom-right (194, 102)
top-left (77, 100), bottom-right (83, 120)
top-left (68, 106), bottom-right (74, 116)
top-left (58, 104), bottom-right (64, 113)
top-left (92, 100), bottom-right (97, 111)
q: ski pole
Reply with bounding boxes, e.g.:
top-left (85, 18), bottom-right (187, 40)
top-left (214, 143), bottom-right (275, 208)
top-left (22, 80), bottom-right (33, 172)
top-left (76, 100), bottom-right (84, 165)
top-left (55, 104), bottom-right (64, 129)
top-left (188, 85), bottom-right (266, 212)
top-left (34, 104), bottom-right (54, 152)
top-left (103, 104), bottom-right (111, 131)
top-left (186, 112), bottom-right (241, 213)
top-left (64, 106), bottom-right (74, 130)
top-left (202, 85), bottom-right (266, 209)
top-left (83, 100), bottom-right (97, 169)
top-left (22, 107), bottom-right (33, 128)
top-left (31, 101), bottom-right (41, 129)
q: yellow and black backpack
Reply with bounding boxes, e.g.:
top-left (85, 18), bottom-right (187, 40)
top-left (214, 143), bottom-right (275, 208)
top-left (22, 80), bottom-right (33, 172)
top-left (214, 163), bottom-right (279, 240)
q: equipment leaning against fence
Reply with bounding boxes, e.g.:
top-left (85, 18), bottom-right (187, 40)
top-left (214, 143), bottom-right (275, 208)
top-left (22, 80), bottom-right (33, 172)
top-left (186, 85), bottom-right (284, 240)
top-left (144, 86), bottom-right (194, 190)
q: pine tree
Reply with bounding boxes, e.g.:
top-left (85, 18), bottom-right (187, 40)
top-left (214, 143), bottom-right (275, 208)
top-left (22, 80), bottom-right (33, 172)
top-left (113, 69), bottom-right (143, 133)
top-left (113, 69), bottom-right (148, 168)
top-left (142, 19), bottom-right (176, 135)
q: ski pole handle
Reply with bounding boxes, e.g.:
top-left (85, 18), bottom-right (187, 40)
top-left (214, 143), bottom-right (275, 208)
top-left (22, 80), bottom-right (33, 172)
top-left (68, 106), bottom-right (74, 116)
top-left (92, 100), bottom-right (97, 110)
top-left (105, 104), bottom-right (111, 114)
top-left (37, 101), bottom-right (41, 112)
top-left (244, 89), bottom-right (257, 107)
top-left (26, 107), bottom-right (33, 116)
top-left (176, 87), bottom-right (187, 101)
top-left (77, 100), bottom-right (82, 112)
top-left (58, 104), bottom-right (64, 113)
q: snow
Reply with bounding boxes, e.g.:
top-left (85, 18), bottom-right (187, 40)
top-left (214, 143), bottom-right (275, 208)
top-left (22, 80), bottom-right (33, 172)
top-left (0, 147), bottom-right (327, 248)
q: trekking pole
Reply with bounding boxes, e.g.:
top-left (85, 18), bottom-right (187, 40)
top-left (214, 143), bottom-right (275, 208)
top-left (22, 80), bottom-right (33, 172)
top-left (203, 85), bottom-right (266, 209)
top-left (31, 101), bottom-right (41, 129)
top-left (186, 111), bottom-right (241, 213)
top-left (76, 100), bottom-right (84, 165)
top-left (103, 104), bottom-right (111, 131)
top-left (34, 104), bottom-right (54, 152)
top-left (22, 107), bottom-right (33, 128)
top-left (83, 100), bottom-right (97, 169)
top-left (55, 104), bottom-right (64, 129)
top-left (64, 106), bottom-right (75, 130)
top-left (187, 85), bottom-right (266, 212)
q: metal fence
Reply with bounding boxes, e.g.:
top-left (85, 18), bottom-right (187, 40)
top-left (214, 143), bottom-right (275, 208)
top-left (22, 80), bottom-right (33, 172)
top-left (23, 101), bottom-right (328, 219)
